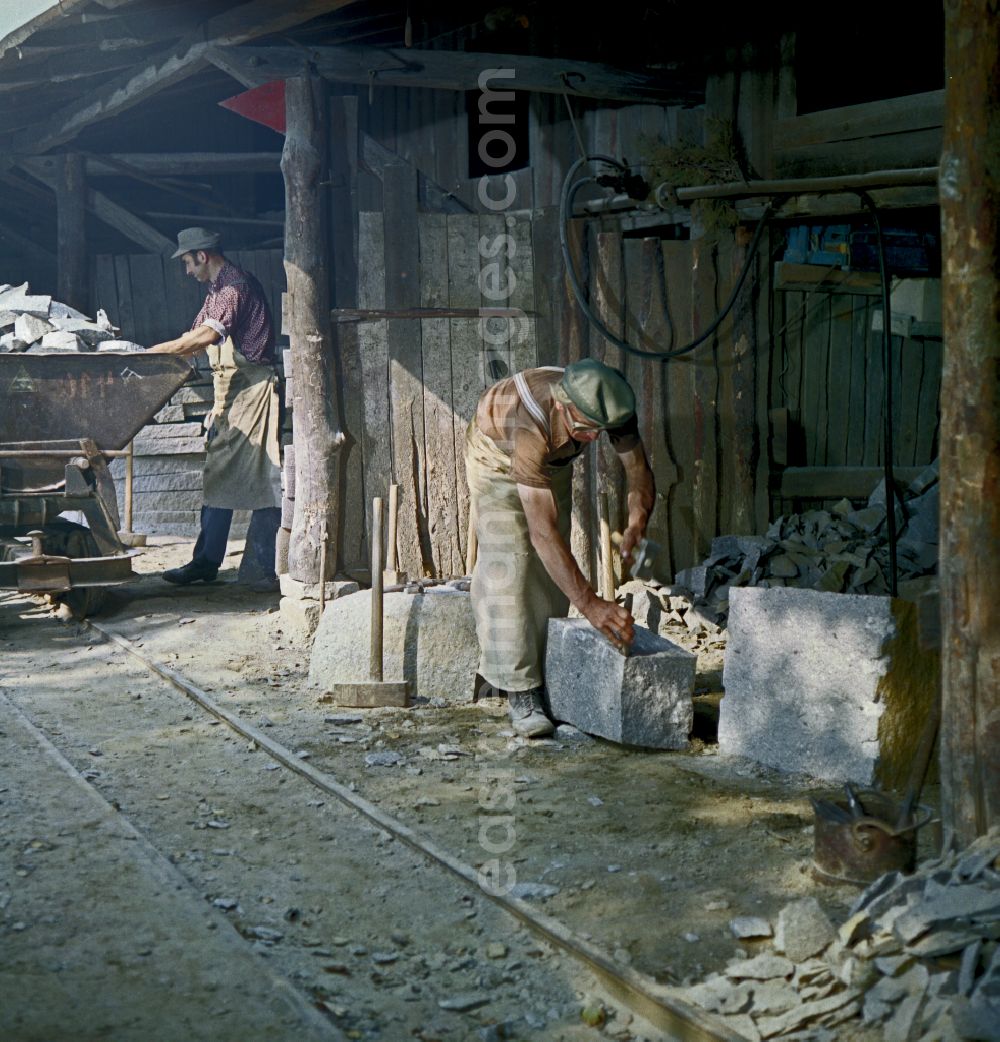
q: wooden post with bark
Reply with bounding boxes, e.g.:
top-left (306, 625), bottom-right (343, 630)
top-left (938, 0), bottom-right (1000, 846)
top-left (56, 153), bottom-right (87, 312)
top-left (282, 72), bottom-right (345, 582)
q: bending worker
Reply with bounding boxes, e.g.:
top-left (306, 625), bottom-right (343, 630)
top-left (147, 227), bottom-right (282, 590)
top-left (467, 359), bottom-right (655, 738)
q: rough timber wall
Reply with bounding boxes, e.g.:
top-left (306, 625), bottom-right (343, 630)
top-left (349, 208), bottom-right (539, 579)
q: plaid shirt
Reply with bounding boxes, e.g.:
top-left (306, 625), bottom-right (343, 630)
top-left (193, 261), bottom-right (275, 364)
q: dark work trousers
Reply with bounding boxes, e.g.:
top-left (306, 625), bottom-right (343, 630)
top-left (191, 505), bottom-right (281, 581)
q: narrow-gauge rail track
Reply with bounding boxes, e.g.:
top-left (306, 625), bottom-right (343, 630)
top-left (83, 616), bottom-right (743, 1042)
top-left (0, 593), bottom-right (745, 1042)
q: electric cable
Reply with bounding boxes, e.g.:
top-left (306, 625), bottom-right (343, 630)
top-left (559, 155), bottom-right (773, 362)
top-left (560, 156), bottom-right (906, 595)
top-left (558, 73), bottom-right (589, 164)
top-left (856, 191), bottom-right (899, 597)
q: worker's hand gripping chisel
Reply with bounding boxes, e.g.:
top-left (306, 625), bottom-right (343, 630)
top-left (604, 531), bottom-right (666, 656)
top-left (611, 531), bottom-right (668, 585)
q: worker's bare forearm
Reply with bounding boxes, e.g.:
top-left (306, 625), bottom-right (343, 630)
top-left (517, 482), bottom-right (634, 650)
top-left (620, 444), bottom-right (655, 529)
top-left (530, 524), bottom-right (599, 612)
top-left (517, 484), bottom-right (597, 611)
top-left (147, 324), bottom-right (219, 356)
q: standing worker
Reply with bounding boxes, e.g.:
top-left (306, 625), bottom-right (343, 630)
top-left (467, 359), bottom-right (655, 737)
top-left (147, 227), bottom-right (282, 591)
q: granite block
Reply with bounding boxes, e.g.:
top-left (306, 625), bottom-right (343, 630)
top-left (544, 619), bottom-right (695, 748)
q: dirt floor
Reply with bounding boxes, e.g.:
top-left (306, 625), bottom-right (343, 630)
top-left (0, 535), bottom-right (940, 1041)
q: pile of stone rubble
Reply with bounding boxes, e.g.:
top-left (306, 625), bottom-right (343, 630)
top-left (620, 461), bottom-right (939, 637)
top-left (682, 828), bottom-right (1000, 1041)
top-left (0, 281), bottom-right (142, 352)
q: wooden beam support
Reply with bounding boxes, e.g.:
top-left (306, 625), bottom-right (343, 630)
top-left (10, 38), bottom-right (212, 156)
top-left (0, 0), bottom-right (92, 62)
top-left (938, 0), bottom-right (1000, 846)
top-left (76, 150), bottom-right (240, 216)
top-left (361, 133), bottom-right (471, 214)
top-left (82, 152), bottom-right (281, 176)
top-left (774, 90), bottom-right (944, 152)
top-left (10, 1), bottom-right (362, 155)
top-left (205, 43), bottom-right (704, 104)
top-left (283, 72), bottom-right (345, 582)
top-left (87, 190), bottom-right (175, 253)
top-left (17, 157), bottom-right (174, 253)
top-left (0, 221), bottom-right (56, 267)
top-left (55, 153), bottom-right (87, 312)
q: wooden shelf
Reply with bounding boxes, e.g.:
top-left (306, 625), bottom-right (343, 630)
top-left (774, 465), bottom-right (927, 499)
top-left (774, 261), bottom-right (883, 295)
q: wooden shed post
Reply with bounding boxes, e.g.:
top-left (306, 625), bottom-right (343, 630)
top-left (938, 0), bottom-right (1000, 845)
top-left (55, 153), bottom-right (87, 312)
top-left (282, 72), bottom-right (345, 581)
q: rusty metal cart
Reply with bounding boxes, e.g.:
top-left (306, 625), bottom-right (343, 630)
top-left (0, 351), bottom-right (192, 615)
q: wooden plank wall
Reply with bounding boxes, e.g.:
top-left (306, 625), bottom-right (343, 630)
top-left (350, 210), bottom-right (539, 578)
top-left (354, 83), bottom-right (692, 211)
top-left (531, 222), bottom-right (773, 585)
top-left (769, 287), bottom-right (942, 514)
top-left (91, 249), bottom-right (285, 348)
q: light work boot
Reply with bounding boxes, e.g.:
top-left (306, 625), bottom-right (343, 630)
top-left (507, 687), bottom-right (555, 738)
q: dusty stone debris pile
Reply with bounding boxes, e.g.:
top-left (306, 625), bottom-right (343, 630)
top-left (0, 281), bottom-right (142, 352)
top-left (683, 828), bottom-right (1000, 1042)
top-left (619, 460), bottom-right (939, 637)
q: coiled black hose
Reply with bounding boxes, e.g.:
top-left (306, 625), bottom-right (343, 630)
top-left (558, 154), bottom-right (773, 361)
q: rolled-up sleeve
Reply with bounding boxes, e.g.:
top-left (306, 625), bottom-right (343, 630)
top-left (192, 285), bottom-right (241, 340)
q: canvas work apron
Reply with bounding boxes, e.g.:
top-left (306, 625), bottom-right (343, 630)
top-left (202, 337), bottom-right (282, 510)
top-left (465, 407), bottom-right (572, 693)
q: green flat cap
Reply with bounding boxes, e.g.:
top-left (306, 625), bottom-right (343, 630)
top-left (171, 226), bottom-right (222, 259)
top-left (554, 358), bottom-right (635, 427)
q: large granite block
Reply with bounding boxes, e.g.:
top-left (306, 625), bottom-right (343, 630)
top-left (544, 619), bottom-right (695, 748)
top-left (309, 589), bottom-right (479, 703)
top-left (719, 587), bottom-right (939, 786)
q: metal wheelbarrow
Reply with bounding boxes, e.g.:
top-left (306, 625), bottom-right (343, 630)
top-left (0, 351), bottom-right (192, 615)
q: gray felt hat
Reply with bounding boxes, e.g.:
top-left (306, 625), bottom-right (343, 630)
top-left (553, 358), bottom-right (635, 427)
top-left (171, 227), bottom-right (222, 259)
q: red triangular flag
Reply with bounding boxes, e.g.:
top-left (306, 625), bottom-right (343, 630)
top-left (218, 80), bottom-right (286, 135)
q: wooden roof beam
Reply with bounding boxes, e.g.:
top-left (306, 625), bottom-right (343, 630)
top-left (0, 0), bottom-right (92, 63)
top-left (205, 43), bottom-right (704, 105)
top-left (9, 1), bottom-right (362, 156)
top-left (84, 152), bottom-right (281, 176)
top-left (4, 151), bottom-right (283, 178)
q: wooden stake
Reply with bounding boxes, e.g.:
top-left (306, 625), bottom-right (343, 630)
top-left (370, 497), bottom-right (384, 682)
top-left (124, 439), bottom-right (134, 532)
top-left (382, 483), bottom-right (406, 585)
top-left (598, 491), bottom-right (614, 600)
top-left (319, 519), bottom-right (328, 614)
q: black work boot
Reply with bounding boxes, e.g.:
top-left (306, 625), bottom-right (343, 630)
top-left (507, 687), bottom-right (555, 738)
top-left (163, 560), bottom-right (219, 585)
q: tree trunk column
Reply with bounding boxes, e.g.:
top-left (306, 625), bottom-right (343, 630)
top-left (56, 153), bottom-right (87, 312)
top-left (938, 0), bottom-right (1000, 846)
top-left (282, 72), bottom-right (344, 582)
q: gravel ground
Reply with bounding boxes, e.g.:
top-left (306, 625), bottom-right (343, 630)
top-left (1, 535), bottom-right (936, 1041)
